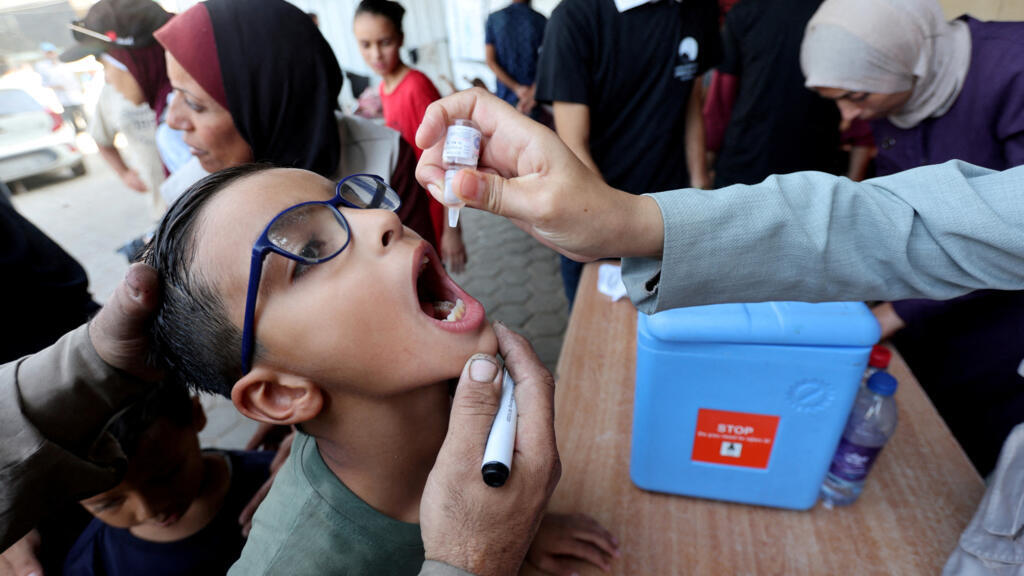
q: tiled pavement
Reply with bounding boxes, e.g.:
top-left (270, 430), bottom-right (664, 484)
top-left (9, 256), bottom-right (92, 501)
top-left (12, 152), bottom-right (570, 449)
top-left (451, 207), bottom-right (570, 373)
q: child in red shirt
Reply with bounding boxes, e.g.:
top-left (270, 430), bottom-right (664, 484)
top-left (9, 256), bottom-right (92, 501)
top-left (354, 0), bottom-right (467, 273)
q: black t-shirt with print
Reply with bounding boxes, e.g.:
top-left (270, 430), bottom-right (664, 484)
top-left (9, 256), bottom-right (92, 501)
top-left (536, 0), bottom-right (721, 194)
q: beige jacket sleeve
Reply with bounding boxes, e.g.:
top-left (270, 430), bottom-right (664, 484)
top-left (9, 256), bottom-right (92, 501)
top-left (0, 324), bottom-right (148, 549)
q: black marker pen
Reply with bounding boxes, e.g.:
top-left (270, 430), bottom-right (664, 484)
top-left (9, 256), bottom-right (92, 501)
top-left (481, 369), bottom-right (517, 487)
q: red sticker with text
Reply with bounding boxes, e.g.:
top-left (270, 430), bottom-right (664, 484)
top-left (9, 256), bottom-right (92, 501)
top-left (691, 408), bottom-right (780, 469)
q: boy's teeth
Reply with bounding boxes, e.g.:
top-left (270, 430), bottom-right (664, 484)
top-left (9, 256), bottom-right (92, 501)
top-left (421, 257), bottom-right (429, 271)
top-left (442, 298), bottom-right (466, 322)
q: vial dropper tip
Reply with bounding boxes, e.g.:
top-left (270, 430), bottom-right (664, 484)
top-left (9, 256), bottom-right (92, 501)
top-left (448, 207), bottom-right (460, 227)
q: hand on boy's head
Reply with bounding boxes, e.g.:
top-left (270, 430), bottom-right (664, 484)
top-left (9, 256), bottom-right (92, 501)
top-left (420, 322), bottom-right (560, 576)
top-left (527, 512), bottom-right (620, 576)
top-left (415, 89), bottom-right (654, 262)
top-left (0, 529), bottom-right (42, 576)
top-left (89, 263), bottom-right (163, 381)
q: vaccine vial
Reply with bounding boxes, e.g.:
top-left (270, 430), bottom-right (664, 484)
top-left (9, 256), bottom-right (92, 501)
top-left (441, 119), bottom-right (481, 227)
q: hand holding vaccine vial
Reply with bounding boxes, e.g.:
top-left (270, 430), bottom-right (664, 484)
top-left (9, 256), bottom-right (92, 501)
top-left (442, 119), bottom-right (481, 227)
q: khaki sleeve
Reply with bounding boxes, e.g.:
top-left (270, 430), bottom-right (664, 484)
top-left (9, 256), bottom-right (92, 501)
top-left (0, 324), bottom-right (148, 549)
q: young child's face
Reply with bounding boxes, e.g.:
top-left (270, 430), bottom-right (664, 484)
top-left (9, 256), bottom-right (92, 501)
top-left (198, 168), bottom-right (497, 395)
top-left (79, 403), bottom-right (205, 529)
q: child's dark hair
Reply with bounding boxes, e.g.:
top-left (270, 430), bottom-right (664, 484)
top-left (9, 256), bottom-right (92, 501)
top-left (355, 0), bottom-right (405, 35)
top-left (143, 163), bottom-right (274, 399)
top-left (108, 382), bottom-right (195, 458)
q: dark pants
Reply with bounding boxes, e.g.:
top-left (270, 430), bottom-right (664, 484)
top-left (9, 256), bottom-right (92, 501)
top-left (560, 255), bottom-right (584, 309)
top-left (893, 290), bottom-right (1024, 476)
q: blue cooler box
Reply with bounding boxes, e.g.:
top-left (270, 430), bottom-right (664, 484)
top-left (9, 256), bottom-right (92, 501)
top-left (630, 301), bottom-right (880, 510)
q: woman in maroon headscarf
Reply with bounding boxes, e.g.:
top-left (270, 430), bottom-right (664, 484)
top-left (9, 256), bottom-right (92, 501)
top-left (152, 0), bottom-right (434, 247)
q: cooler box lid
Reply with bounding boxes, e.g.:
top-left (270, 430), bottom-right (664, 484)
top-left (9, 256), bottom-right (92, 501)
top-left (641, 301), bottom-right (879, 347)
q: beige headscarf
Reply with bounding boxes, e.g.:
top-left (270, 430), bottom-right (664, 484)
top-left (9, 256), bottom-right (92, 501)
top-left (800, 0), bottom-right (971, 128)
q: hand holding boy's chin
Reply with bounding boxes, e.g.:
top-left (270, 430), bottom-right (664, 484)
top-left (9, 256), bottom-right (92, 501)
top-left (420, 323), bottom-right (560, 576)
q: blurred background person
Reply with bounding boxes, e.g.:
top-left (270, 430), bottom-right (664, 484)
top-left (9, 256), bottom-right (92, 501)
top-left (59, 0), bottom-right (173, 164)
top-left (704, 0), bottom-right (841, 188)
top-left (484, 0), bottom-right (547, 119)
top-left (58, 0), bottom-right (175, 258)
top-left (535, 0), bottom-right (721, 305)
top-left (35, 42), bottom-right (86, 132)
top-left (90, 79), bottom-right (166, 216)
top-left (353, 0), bottom-right (467, 272)
top-left (802, 0), bottom-right (1024, 476)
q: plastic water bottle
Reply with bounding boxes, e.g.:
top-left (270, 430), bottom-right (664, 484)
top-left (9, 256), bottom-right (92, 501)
top-left (820, 371), bottom-right (899, 507)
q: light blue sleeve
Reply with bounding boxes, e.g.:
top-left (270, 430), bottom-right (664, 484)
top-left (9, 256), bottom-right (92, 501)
top-left (622, 161), bottom-right (1024, 313)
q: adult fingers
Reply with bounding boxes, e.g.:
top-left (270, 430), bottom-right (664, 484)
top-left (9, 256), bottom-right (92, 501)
top-left (572, 520), bottom-right (620, 559)
top-left (532, 555), bottom-right (581, 576)
top-left (416, 88), bottom-right (512, 154)
top-left (89, 262), bottom-right (162, 380)
top-left (443, 353), bottom-right (503, 464)
top-left (416, 89), bottom-right (544, 199)
top-left (0, 531), bottom-right (44, 576)
top-left (559, 538), bottom-right (612, 572)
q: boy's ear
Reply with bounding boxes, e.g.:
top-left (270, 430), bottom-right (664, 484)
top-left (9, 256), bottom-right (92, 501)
top-left (231, 368), bottom-right (324, 426)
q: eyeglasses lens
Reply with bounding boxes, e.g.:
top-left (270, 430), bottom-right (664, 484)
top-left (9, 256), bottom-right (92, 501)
top-left (268, 203), bottom-right (349, 262)
top-left (338, 176), bottom-right (401, 211)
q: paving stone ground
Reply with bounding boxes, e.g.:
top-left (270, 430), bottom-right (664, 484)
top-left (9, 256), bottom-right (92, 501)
top-left (452, 207), bottom-right (570, 372)
top-left (12, 153), bottom-right (570, 449)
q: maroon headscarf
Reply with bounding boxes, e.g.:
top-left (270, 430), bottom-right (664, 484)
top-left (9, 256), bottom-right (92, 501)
top-left (153, 4), bottom-right (228, 110)
top-left (155, 0), bottom-right (342, 177)
top-left (107, 44), bottom-right (172, 120)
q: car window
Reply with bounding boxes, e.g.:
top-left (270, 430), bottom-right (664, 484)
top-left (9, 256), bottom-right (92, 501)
top-left (0, 90), bottom-right (43, 115)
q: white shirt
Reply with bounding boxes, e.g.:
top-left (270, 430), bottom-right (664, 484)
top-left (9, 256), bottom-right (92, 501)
top-left (613, 0), bottom-right (682, 13)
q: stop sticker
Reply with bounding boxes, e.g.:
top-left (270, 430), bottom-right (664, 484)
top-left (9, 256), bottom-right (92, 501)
top-left (691, 408), bottom-right (780, 469)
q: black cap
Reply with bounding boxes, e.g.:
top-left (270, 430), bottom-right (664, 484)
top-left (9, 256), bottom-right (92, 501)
top-left (59, 0), bottom-right (172, 63)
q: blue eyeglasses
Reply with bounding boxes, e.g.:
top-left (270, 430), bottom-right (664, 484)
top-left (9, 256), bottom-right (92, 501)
top-left (240, 174), bottom-right (401, 374)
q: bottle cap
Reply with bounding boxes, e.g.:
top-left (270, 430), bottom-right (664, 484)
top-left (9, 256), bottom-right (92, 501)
top-left (869, 345), bottom-right (892, 369)
top-left (866, 371), bottom-right (898, 396)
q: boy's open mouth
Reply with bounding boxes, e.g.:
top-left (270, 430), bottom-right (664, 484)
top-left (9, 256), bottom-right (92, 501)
top-left (414, 244), bottom-right (483, 329)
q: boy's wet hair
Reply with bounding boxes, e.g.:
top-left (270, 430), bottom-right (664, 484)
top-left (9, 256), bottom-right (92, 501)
top-left (144, 163), bottom-right (273, 398)
top-left (108, 382), bottom-right (195, 458)
top-left (355, 0), bottom-right (405, 36)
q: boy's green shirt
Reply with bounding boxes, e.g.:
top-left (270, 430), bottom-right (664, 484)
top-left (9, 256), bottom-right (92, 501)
top-left (229, 431), bottom-right (425, 575)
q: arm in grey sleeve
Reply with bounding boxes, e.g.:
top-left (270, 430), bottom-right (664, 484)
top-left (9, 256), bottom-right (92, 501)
top-left (418, 560), bottom-right (477, 576)
top-left (623, 160), bottom-right (1024, 313)
top-left (0, 324), bottom-right (147, 549)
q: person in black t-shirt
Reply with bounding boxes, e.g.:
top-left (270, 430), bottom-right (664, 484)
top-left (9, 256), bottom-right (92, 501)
top-left (535, 0), bottom-right (721, 304)
top-left (711, 0), bottom-right (841, 187)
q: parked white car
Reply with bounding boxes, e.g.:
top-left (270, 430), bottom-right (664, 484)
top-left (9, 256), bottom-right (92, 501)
top-left (0, 87), bottom-right (85, 184)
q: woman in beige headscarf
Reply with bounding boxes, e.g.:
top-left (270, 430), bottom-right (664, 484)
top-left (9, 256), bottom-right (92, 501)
top-left (800, 0), bottom-right (973, 132)
top-left (799, 0), bottom-right (1024, 509)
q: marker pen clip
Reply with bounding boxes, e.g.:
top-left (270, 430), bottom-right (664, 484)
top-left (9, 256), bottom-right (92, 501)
top-left (481, 369), bottom-right (517, 487)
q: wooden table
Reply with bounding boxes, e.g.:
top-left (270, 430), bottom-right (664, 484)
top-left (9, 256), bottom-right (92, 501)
top-left (539, 263), bottom-right (985, 575)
